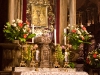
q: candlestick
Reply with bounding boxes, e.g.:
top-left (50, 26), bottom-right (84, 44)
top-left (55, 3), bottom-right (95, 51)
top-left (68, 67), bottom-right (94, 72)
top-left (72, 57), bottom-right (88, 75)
top-left (64, 28), bottom-right (66, 45)
top-left (54, 29), bottom-right (56, 46)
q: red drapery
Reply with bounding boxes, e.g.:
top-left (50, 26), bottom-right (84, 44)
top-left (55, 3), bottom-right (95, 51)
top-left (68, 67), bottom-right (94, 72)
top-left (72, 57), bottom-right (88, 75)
top-left (23, 0), bottom-right (26, 23)
top-left (56, 0), bottom-right (60, 44)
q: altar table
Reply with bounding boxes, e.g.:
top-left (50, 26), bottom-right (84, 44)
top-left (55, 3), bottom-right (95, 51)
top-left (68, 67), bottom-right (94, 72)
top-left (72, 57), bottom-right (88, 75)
top-left (20, 71), bottom-right (88, 75)
top-left (14, 68), bottom-right (88, 75)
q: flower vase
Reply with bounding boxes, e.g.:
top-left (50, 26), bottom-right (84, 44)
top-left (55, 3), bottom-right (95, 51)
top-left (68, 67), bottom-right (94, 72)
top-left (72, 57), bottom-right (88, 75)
top-left (12, 40), bottom-right (20, 44)
top-left (69, 49), bottom-right (80, 62)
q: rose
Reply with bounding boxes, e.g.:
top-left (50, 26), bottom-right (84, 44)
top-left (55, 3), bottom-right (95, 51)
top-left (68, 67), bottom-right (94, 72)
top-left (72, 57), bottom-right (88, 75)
top-left (93, 54), bottom-right (97, 58)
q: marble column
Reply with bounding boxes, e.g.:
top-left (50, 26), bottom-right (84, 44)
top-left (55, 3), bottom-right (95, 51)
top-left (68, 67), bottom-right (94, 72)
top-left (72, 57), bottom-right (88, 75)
top-left (59, 0), bottom-right (67, 45)
top-left (69, 0), bottom-right (76, 30)
top-left (8, 0), bottom-right (23, 23)
top-left (14, 0), bottom-right (23, 20)
top-left (8, 0), bottom-right (15, 23)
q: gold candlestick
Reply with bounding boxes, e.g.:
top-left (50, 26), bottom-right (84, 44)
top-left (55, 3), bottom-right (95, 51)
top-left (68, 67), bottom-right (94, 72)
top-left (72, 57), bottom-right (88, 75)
top-left (53, 52), bottom-right (60, 68)
top-left (30, 49), bottom-right (36, 67)
top-left (20, 45), bottom-right (26, 67)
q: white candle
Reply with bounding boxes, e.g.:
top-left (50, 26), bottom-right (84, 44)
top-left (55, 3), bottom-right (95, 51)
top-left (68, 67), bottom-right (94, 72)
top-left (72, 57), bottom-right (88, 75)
top-left (36, 50), bottom-right (39, 61)
top-left (32, 24), bottom-right (34, 43)
top-left (65, 52), bottom-right (68, 62)
top-left (54, 29), bottom-right (56, 46)
top-left (64, 28), bottom-right (66, 45)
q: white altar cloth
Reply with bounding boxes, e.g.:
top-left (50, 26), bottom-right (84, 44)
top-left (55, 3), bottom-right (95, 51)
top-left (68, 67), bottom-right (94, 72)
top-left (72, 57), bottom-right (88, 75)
top-left (14, 68), bottom-right (88, 75)
top-left (20, 71), bottom-right (88, 75)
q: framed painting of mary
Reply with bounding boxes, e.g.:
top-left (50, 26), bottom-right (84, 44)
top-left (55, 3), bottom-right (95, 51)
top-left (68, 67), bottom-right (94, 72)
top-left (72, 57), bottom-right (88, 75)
top-left (31, 4), bottom-right (48, 27)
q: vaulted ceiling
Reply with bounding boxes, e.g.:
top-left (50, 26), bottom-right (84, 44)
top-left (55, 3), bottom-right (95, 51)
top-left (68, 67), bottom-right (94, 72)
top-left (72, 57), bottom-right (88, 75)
top-left (76, 0), bottom-right (99, 11)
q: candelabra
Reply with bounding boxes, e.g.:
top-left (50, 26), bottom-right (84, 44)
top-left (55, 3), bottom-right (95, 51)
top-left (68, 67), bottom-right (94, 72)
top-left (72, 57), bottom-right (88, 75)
top-left (20, 45), bottom-right (26, 67)
top-left (30, 49), bottom-right (36, 67)
top-left (53, 52), bottom-right (60, 68)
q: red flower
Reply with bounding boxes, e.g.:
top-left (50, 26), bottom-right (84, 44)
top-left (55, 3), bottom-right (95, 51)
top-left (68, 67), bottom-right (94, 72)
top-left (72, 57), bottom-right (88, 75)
top-left (62, 45), bottom-right (66, 49)
top-left (71, 29), bottom-right (76, 33)
top-left (93, 54), bottom-right (97, 58)
top-left (82, 26), bottom-right (86, 30)
top-left (86, 58), bottom-right (90, 64)
top-left (23, 34), bottom-right (27, 38)
top-left (18, 23), bottom-right (23, 28)
top-left (80, 36), bottom-right (85, 40)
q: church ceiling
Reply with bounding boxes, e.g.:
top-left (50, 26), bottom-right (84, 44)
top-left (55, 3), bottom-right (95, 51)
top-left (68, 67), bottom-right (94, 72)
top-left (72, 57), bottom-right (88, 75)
top-left (76, 0), bottom-right (98, 11)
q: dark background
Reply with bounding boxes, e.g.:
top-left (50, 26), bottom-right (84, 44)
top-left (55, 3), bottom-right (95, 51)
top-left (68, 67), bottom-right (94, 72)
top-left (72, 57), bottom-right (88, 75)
top-left (0, 0), bottom-right (8, 70)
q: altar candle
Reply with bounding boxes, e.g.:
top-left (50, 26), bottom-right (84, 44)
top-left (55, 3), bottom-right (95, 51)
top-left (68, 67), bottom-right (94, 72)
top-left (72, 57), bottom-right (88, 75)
top-left (36, 50), bottom-right (39, 61)
top-left (54, 29), bottom-right (56, 46)
top-left (64, 28), bottom-right (66, 45)
top-left (32, 24), bottom-right (34, 43)
top-left (65, 52), bottom-right (68, 62)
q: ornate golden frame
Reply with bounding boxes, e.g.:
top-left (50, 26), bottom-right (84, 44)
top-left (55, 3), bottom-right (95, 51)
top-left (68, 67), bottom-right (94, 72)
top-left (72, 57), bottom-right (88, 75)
top-left (31, 4), bottom-right (48, 27)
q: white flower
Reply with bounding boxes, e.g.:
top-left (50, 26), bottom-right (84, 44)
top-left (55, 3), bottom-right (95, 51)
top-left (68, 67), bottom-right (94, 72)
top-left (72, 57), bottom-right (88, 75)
top-left (76, 35), bottom-right (79, 38)
top-left (95, 59), bottom-right (99, 61)
top-left (24, 25), bottom-right (27, 28)
top-left (12, 23), bottom-right (17, 27)
top-left (19, 20), bottom-right (23, 23)
top-left (80, 25), bottom-right (83, 27)
top-left (16, 19), bottom-right (20, 22)
top-left (26, 25), bottom-right (29, 27)
top-left (67, 27), bottom-right (69, 29)
top-left (85, 30), bottom-right (89, 34)
top-left (17, 19), bottom-right (23, 23)
top-left (23, 29), bottom-right (26, 32)
top-left (12, 20), bottom-right (15, 23)
top-left (89, 35), bottom-right (92, 37)
top-left (76, 29), bottom-right (81, 34)
top-left (4, 25), bottom-right (7, 28)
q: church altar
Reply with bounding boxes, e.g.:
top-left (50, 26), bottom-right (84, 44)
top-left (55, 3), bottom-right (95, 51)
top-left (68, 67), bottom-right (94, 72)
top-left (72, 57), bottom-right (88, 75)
top-left (13, 67), bottom-right (88, 75)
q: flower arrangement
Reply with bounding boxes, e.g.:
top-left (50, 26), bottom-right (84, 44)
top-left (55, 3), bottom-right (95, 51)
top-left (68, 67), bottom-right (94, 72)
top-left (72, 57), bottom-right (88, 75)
top-left (86, 48), bottom-right (100, 68)
top-left (3, 19), bottom-right (36, 43)
top-left (65, 25), bottom-right (92, 50)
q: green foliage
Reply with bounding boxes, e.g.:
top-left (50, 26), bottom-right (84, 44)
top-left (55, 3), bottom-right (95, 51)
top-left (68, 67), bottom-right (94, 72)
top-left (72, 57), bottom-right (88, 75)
top-left (64, 62), bottom-right (75, 68)
top-left (68, 62), bottom-right (75, 68)
top-left (55, 44), bottom-right (64, 66)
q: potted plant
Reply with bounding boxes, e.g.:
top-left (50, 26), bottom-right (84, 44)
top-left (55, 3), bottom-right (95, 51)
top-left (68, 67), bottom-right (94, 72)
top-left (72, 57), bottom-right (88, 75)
top-left (3, 19), bottom-right (36, 43)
